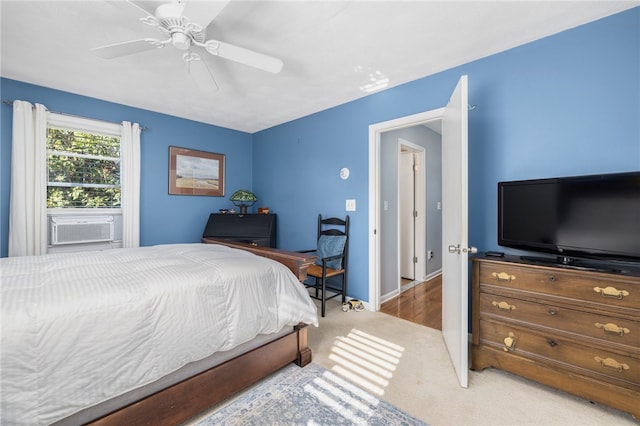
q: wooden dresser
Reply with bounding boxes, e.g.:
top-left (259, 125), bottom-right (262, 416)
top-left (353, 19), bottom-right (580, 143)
top-left (471, 256), bottom-right (640, 419)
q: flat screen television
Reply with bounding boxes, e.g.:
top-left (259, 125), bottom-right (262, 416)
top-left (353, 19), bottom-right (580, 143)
top-left (498, 171), bottom-right (640, 265)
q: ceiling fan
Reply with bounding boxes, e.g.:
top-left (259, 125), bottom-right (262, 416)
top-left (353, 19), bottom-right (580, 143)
top-left (89, 0), bottom-right (284, 91)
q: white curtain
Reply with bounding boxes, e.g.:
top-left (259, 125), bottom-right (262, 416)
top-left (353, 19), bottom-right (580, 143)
top-left (8, 101), bottom-right (48, 257)
top-left (121, 121), bottom-right (141, 248)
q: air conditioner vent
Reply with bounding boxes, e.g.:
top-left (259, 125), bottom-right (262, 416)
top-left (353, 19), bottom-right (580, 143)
top-left (50, 216), bottom-right (114, 245)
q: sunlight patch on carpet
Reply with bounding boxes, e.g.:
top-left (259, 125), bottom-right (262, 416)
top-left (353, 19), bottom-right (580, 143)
top-left (329, 328), bottom-right (405, 396)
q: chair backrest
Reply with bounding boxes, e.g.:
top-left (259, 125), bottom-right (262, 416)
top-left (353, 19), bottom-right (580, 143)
top-left (316, 214), bottom-right (349, 269)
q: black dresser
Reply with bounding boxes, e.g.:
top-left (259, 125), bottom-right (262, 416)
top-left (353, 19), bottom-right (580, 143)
top-left (202, 213), bottom-right (276, 247)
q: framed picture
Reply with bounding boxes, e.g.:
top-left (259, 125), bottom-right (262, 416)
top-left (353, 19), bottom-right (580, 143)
top-left (169, 146), bottom-right (225, 196)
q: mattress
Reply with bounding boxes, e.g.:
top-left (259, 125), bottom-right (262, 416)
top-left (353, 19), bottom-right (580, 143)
top-left (0, 243), bottom-right (318, 425)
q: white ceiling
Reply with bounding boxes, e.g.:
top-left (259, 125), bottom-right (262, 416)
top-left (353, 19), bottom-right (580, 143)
top-left (1, 1), bottom-right (637, 133)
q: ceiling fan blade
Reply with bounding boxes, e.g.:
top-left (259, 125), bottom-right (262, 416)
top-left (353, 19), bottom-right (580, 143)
top-left (203, 40), bottom-right (283, 74)
top-left (89, 39), bottom-right (168, 59)
top-left (184, 52), bottom-right (218, 92)
top-left (105, 0), bottom-right (155, 19)
top-left (183, 0), bottom-right (230, 29)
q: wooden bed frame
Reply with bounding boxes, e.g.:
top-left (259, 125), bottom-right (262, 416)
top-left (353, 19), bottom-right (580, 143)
top-left (201, 238), bottom-right (317, 282)
top-left (88, 242), bottom-right (316, 426)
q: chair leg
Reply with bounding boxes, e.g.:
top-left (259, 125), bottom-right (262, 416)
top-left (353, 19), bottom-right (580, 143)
top-left (321, 276), bottom-right (326, 317)
top-left (314, 277), bottom-right (319, 298)
top-left (341, 275), bottom-right (346, 304)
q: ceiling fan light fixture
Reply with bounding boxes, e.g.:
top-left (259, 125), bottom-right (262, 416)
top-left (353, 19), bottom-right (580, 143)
top-left (171, 32), bottom-right (191, 50)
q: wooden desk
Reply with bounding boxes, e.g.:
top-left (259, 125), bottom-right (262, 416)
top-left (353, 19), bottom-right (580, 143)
top-left (202, 238), bottom-right (316, 282)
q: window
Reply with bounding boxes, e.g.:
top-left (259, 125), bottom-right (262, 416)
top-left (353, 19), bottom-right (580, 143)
top-left (47, 114), bottom-right (122, 208)
top-left (8, 101), bottom-right (139, 256)
top-left (45, 113), bottom-right (125, 253)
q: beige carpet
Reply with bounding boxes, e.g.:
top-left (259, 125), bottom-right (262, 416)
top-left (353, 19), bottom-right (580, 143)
top-left (309, 299), bottom-right (637, 426)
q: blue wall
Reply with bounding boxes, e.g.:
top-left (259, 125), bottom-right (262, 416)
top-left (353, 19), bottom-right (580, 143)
top-left (0, 79), bottom-right (253, 257)
top-left (1, 8), bottom-right (638, 305)
top-left (253, 7), bottom-right (640, 302)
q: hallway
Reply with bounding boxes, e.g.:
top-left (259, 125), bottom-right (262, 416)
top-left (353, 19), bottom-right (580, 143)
top-left (379, 275), bottom-right (442, 330)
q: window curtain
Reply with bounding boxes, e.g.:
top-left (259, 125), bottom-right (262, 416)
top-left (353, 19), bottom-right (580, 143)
top-left (120, 121), bottom-right (141, 248)
top-left (8, 101), bottom-right (48, 257)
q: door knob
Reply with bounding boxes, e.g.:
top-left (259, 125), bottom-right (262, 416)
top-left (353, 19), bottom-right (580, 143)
top-left (448, 245), bottom-right (477, 255)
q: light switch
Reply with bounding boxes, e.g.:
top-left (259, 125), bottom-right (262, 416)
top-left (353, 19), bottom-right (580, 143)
top-left (384, 200), bottom-right (388, 211)
top-left (346, 199), bottom-right (356, 211)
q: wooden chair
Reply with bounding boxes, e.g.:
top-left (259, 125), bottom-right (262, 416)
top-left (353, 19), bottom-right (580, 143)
top-left (301, 214), bottom-right (349, 317)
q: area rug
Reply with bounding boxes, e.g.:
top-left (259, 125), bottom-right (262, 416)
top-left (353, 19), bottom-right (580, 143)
top-left (194, 363), bottom-right (427, 425)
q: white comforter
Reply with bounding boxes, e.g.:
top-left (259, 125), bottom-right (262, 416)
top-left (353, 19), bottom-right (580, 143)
top-left (0, 243), bottom-right (318, 425)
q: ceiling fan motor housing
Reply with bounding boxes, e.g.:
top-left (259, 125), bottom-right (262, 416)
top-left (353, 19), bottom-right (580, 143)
top-left (153, 3), bottom-right (205, 50)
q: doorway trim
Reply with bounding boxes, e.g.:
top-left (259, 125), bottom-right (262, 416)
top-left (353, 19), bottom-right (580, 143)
top-left (368, 108), bottom-right (445, 311)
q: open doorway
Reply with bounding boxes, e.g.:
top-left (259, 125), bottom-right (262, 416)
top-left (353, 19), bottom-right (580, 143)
top-left (368, 75), bottom-right (470, 388)
top-left (377, 125), bottom-right (443, 329)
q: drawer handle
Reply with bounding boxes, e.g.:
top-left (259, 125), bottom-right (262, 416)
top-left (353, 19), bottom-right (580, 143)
top-left (492, 272), bottom-right (516, 282)
top-left (595, 322), bottom-right (630, 337)
top-left (593, 286), bottom-right (629, 300)
top-left (492, 301), bottom-right (516, 312)
top-left (503, 332), bottom-right (517, 352)
top-left (594, 356), bottom-right (630, 373)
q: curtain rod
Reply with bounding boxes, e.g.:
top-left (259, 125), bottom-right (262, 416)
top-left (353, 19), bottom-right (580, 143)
top-left (2, 100), bottom-right (149, 131)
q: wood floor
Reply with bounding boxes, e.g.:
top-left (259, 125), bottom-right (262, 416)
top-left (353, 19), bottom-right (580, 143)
top-left (380, 275), bottom-right (442, 330)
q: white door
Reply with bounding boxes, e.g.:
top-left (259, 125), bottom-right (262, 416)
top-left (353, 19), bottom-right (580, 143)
top-left (400, 151), bottom-right (415, 279)
top-left (441, 75), bottom-right (472, 388)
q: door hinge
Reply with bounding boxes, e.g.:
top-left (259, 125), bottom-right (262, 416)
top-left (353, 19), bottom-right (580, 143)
top-left (413, 210), bottom-right (418, 218)
top-left (413, 256), bottom-right (418, 264)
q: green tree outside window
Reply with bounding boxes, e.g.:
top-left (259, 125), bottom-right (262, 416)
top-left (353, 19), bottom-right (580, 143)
top-left (47, 128), bottom-right (121, 208)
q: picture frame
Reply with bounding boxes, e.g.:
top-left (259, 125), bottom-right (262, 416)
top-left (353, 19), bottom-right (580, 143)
top-left (169, 146), bottom-right (225, 196)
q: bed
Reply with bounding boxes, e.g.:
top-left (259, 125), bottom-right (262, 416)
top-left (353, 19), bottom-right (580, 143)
top-left (0, 243), bottom-right (319, 425)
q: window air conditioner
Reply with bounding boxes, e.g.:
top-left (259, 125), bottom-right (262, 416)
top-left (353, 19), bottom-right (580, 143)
top-left (50, 216), bottom-right (114, 245)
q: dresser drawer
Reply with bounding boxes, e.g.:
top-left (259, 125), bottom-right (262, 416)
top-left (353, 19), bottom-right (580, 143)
top-left (479, 293), bottom-right (640, 348)
top-left (479, 263), bottom-right (640, 309)
top-left (479, 319), bottom-right (640, 388)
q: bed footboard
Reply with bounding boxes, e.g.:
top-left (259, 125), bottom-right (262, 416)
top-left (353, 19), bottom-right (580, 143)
top-left (202, 238), bottom-right (316, 282)
top-left (89, 325), bottom-right (311, 426)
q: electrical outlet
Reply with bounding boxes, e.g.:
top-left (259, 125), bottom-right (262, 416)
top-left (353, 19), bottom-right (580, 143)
top-left (346, 199), bottom-right (356, 211)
